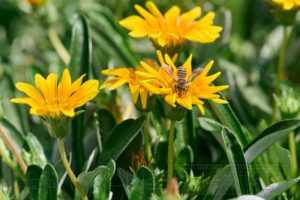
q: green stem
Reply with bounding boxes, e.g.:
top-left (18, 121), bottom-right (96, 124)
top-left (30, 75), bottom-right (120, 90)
top-left (0, 126), bottom-right (27, 173)
top-left (272, 26), bottom-right (290, 122)
top-left (57, 139), bottom-right (88, 200)
top-left (288, 132), bottom-right (298, 177)
top-left (142, 112), bottom-right (152, 163)
top-left (167, 120), bottom-right (176, 180)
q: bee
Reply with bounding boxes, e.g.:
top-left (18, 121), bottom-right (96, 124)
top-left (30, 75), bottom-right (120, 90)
top-left (162, 64), bottom-right (203, 96)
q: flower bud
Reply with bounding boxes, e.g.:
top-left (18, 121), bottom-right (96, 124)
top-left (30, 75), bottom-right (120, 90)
top-left (163, 103), bottom-right (187, 121)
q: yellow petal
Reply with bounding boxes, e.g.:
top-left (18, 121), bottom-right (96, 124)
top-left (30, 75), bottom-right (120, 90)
top-left (212, 98), bottom-right (228, 104)
top-left (182, 54), bottom-right (193, 77)
top-left (46, 73), bottom-right (58, 98)
top-left (109, 79), bottom-right (128, 90)
top-left (70, 74), bottom-right (85, 93)
top-left (11, 97), bottom-right (41, 108)
top-left (196, 104), bottom-right (205, 115)
top-left (142, 81), bottom-right (171, 94)
top-left (102, 68), bottom-right (131, 77)
top-left (165, 94), bottom-right (177, 107)
top-left (176, 96), bottom-right (192, 110)
top-left (140, 90), bottom-right (148, 109)
top-left (70, 80), bottom-right (99, 108)
top-left (15, 82), bottom-right (44, 102)
top-left (164, 54), bottom-right (176, 70)
top-left (58, 69), bottom-right (72, 99)
top-left (134, 4), bottom-right (157, 22)
top-left (35, 74), bottom-right (50, 99)
top-left (62, 109), bottom-right (75, 117)
top-left (156, 50), bottom-right (165, 65)
top-left (180, 7), bottom-right (201, 24)
top-left (146, 1), bottom-right (163, 18)
top-left (165, 6), bottom-right (180, 25)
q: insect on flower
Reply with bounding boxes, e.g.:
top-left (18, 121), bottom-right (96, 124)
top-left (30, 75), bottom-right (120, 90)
top-left (162, 64), bottom-right (203, 97)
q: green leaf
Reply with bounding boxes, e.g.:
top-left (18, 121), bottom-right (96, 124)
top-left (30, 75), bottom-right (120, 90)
top-left (93, 159), bottom-right (116, 200)
top-left (221, 128), bottom-right (250, 195)
top-left (101, 117), bottom-right (145, 161)
top-left (69, 14), bottom-right (92, 174)
top-left (118, 168), bottom-right (133, 197)
top-left (97, 109), bottom-right (117, 145)
top-left (129, 167), bottom-right (155, 200)
top-left (25, 132), bottom-right (47, 167)
top-left (244, 119), bottom-right (300, 163)
top-left (206, 165), bottom-right (232, 200)
top-left (38, 164), bottom-right (58, 200)
top-left (256, 177), bottom-right (300, 199)
top-left (75, 166), bottom-right (103, 200)
top-left (68, 14), bottom-right (91, 79)
top-left (205, 119), bottom-right (300, 199)
top-left (209, 102), bottom-right (249, 147)
top-left (26, 165), bottom-right (43, 200)
top-left (175, 145), bottom-right (194, 181)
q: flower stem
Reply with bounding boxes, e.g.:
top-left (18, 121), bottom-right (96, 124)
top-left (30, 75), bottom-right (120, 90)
top-left (142, 112), bottom-right (152, 163)
top-left (0, 126), bottom-right (27, 174)
top-left (288, 132), bottom-right (298, 177)
top-left (47, 28), bottom-right (70, 65)
top-left (272, 26), bottom-right (290, 122)
top-left (167, 120), bottom-right (175, 180)
top-left (57, 138), bottom-right (88, 200)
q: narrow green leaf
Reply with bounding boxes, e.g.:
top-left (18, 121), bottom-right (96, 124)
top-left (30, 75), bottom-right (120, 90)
top-left (101, 117), bottom-right (145, 161)
top-left (222, 128), bottom-right (250, 195)
top-left (69, 14), bottom-right (92, 174)
top-left (244, 119), bottom-right (300, 163)
top-left (26, 165), bottom-right (43, 200)
top-left (93, 159), bottom-right (116, 200)
top-left (209, 102), bottom-right (249, 146)
top-left (38, 164), bottom-right (58, 200)
top-left (256, 177), bottom-right (300, 200)
top-left (68, 14), bottom-right (91, 79)
top-left (118, 168), bottom-right (132, 197)
top-left (129, 167), bottom-right (155, 200)
top-left (206, 165), bottom-right (231, 200)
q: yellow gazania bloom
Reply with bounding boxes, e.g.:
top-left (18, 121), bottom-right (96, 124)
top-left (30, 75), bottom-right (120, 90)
top-left (100, 61), bottom-right (157, 109)
top-left (139, 51), bottom-right (229, 114)
top-left (272, 0), bottom-right (300, 10)
top-left (119, 1), bottom-right (222, 47)
top-left (11, 69), bottom-right (99, 118)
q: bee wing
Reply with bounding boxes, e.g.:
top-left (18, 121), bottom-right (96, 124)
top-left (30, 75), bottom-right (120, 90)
top-left (162, 64), bottom-right (177, 81)
top-left (187, 67), bottom-right (203, 82)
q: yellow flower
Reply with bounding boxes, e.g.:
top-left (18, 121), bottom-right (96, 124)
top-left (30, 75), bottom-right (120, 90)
top-left (119, 1), bottom-right (222, 48)
top-left (139, 51), bottom-right (229, 114)
top-left (272, 0), bottom-right (300, 10)
top-left (100, 61), bottom-right (157, 109)
top-left (11, 69), bottom-right (99, 119)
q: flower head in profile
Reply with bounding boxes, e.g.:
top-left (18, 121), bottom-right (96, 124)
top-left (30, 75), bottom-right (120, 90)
top-left (139, 51), bottom-right (228, 115)
top-left (119, 1), bottom-right (222, 49)
top-left (272, 0), bottom-right (300, 10)
top-left (11, 69), bottom-right (99, 118)
top-left (100, 61), bottom-right (158, 110)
